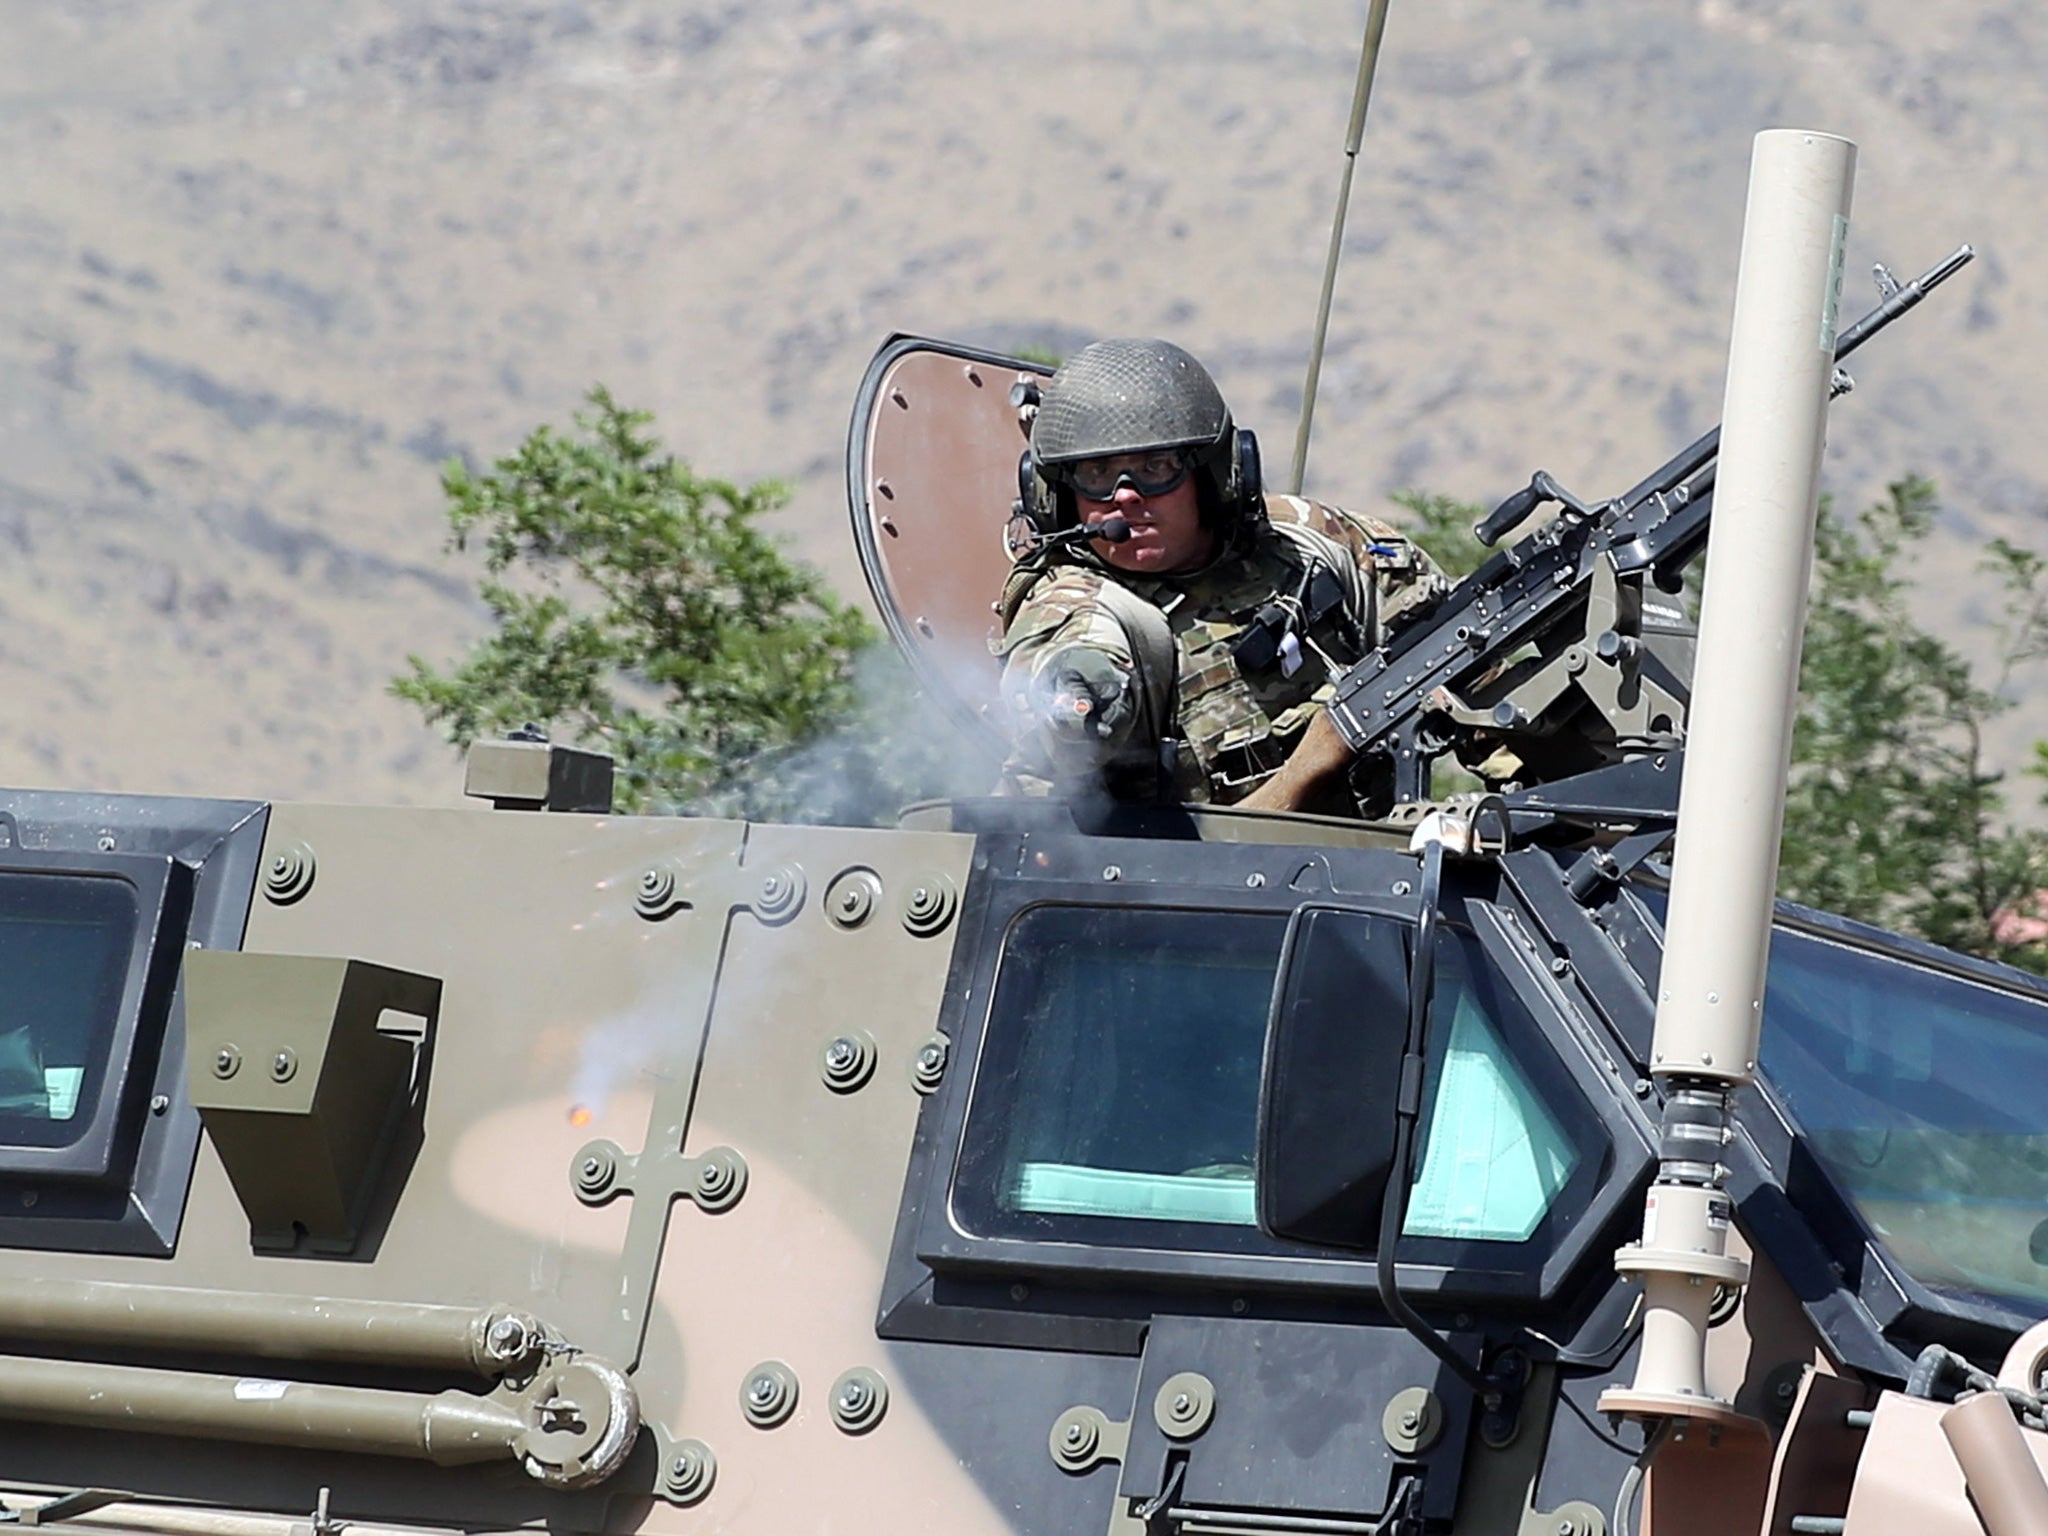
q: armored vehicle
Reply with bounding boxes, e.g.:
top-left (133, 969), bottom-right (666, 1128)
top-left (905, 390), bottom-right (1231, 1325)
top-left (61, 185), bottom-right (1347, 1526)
top-left (0, 133), bottom-right (2042, 1536)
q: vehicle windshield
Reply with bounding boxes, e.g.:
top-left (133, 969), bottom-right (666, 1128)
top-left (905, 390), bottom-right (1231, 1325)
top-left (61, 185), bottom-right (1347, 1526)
top-left (1759, 923), bottom-right (2048, 1312)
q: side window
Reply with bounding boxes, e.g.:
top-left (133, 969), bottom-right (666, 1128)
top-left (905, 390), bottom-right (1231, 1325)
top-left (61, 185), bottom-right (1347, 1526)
top-left (987, 906), bottom-right (1286, 1229)
top-left (0, 872), bottom-right (139, 1146)
top-left (951, 903), bottom-right (1592, 1256)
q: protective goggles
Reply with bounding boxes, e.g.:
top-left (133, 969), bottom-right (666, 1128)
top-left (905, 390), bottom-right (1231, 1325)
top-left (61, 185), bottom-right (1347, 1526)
top-left (1063, 451), bottom-right (1192, 502)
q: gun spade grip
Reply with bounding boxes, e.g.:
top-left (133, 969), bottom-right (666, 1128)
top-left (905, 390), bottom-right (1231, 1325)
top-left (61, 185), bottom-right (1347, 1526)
top-left (1475, 479), bottom-right (1545, 547)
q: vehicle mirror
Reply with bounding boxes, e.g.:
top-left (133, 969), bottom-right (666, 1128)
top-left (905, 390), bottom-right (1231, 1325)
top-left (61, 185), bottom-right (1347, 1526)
top-left (1255, 905), bottom-right (1412, 1249)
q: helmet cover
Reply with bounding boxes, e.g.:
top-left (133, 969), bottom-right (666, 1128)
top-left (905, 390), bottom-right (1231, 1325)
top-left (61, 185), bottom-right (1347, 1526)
top-left (1031, 338), bottom-right (1232, 469)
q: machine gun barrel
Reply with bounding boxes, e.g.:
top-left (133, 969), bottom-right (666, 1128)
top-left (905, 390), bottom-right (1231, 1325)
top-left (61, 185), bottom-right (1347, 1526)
top-left (1834, 243), bottom-right (1973, 361)
top-left (1327, 244), bottom-right (1974, 805)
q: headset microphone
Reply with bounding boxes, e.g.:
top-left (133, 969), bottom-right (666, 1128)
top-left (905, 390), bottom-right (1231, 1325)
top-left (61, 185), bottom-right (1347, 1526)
top-left (1039, 515), bottom-right (1131, 552)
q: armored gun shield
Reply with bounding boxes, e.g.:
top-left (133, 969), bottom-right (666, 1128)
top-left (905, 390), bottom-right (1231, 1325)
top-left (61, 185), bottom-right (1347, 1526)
top-left (847, 335), bottom-right (1053, 739)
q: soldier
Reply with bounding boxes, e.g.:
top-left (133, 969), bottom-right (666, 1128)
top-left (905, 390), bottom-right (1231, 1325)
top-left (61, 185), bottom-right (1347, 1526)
top-left (996, 337), bottom-right (1447, 815)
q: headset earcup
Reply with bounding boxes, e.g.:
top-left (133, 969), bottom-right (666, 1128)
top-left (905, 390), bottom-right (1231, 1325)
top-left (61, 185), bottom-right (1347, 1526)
top-left (1235, 428), bottom-right (1263, 512)
top-left (1017, 449), bottom-right (1065, 534)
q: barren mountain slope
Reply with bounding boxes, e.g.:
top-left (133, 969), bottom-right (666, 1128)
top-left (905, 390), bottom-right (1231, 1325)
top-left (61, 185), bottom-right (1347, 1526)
top-left (2, 0), bottom-right (2042, 805)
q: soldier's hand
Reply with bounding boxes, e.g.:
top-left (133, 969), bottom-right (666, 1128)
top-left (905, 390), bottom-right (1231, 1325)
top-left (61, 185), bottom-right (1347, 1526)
top-left (1038, 647), bottom-right (1135, 741)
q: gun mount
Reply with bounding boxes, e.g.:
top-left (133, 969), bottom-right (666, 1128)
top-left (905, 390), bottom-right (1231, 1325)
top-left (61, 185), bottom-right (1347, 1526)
top-left (1322, 245), bottom-right (1974, 811)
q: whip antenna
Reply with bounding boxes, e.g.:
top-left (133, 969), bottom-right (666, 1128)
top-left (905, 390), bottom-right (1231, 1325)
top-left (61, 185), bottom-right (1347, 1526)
top-left (1289, 0), bottom-right (1395, 495)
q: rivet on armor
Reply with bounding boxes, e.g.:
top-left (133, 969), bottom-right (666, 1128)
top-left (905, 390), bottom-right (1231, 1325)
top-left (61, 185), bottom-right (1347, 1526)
top-left (826, 870), bottom-right (882, 929)
top-left (261, 843), bottom-right (316, 905)
top-left (900, 873), bottom-right (958, 937)
top-left (910, 1034), bottom-right (949, 1095)
top-left (754, 864), bottom-right (807, 925)
top-left (269, 1049), bottom-right (297, 1083)
top-left (635, 861), bottom-right (691, 921)
top-left (212, 1045), bottom-right (242, 1080)
top-left (829, 1367), bottom-right (889, 1435)
top-left (687, 1146), bottom-right (748, 1214)
top-left (661, 1439), bottom-right (716, 1505)
top-left (1153, 1372), bottom-right (1217, 1440)
top-left (740, 1361), bottom-right (798, 1428)
top-left (821, 1031), bottom-right (877, 1094)
top-left (570, 1141), bottom-right (621, 1204)
top-left (1382, 1386), bottom-right (1443, 1455)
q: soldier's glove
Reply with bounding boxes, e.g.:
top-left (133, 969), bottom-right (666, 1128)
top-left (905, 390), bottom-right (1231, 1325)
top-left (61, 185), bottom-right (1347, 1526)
top-left (1038, 646), bottom-right (1136, 741)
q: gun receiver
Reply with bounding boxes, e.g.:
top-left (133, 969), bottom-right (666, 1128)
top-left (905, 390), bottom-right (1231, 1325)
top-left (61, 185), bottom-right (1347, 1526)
top-left (1326, 244), bottom-right (1974, 810)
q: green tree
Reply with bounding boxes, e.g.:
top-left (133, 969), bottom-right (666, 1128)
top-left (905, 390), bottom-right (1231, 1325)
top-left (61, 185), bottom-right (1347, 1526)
top-left (1392, 488), bottom-right (1494, 579)
top-left (394, 389), bottom-right (986, 823)
top-left (1780, 478), bottom-right (2048, 970)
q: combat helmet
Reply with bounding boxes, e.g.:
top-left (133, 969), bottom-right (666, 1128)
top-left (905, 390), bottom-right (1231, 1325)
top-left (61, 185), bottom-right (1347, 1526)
top-left (1027, 338), bottom-right (1264, 545)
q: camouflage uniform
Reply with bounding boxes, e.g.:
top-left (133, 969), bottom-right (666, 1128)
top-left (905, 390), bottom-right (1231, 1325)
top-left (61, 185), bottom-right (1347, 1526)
top-left (995, 494), bottom-right (1447, 808)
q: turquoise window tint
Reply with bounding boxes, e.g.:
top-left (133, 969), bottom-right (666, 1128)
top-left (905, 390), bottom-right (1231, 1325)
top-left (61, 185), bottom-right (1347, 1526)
top-left (1406, 971), bottom-right (1580, 1240)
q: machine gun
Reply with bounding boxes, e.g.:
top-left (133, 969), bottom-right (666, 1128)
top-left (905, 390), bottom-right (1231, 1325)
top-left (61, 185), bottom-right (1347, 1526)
top-left (1326, 245), bottom-right (1976, 811)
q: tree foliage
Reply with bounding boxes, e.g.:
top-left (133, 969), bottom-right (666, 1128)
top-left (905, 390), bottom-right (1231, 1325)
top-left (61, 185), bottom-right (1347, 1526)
top-left (394, 389), bottom-right (984, 822)
top-left (1391, 488), bottom-right (1495, 579)
top-left (1779, 478), bottom-right (2048, 970)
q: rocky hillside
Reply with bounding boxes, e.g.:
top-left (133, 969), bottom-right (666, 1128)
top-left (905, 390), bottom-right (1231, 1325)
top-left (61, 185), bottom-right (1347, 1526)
top-left (3, 0), bottom-right (2043, 806)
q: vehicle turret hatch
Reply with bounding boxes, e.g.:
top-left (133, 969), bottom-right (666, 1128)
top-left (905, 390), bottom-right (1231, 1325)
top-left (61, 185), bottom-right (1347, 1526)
top-left (847, 334), bottom-right (1053, 738)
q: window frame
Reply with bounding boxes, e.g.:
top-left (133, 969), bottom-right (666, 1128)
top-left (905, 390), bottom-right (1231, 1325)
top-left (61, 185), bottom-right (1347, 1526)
top-left (0, 793), bottom-right (269, 1257)
top-left (880, 833), bottom-right (1654, 1345)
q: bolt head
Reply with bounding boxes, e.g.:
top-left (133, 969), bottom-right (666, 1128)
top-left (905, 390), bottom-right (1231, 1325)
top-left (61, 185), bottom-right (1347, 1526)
top-left (1064, 1423), bottom-right (1085, 1447)
top-left (1400, 1408), bottom-right (1421, 1431)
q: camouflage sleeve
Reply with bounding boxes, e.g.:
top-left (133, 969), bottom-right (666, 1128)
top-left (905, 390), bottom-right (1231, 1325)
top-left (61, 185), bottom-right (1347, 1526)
top-left (1266, 493), bottom-right (1450, 642)
top-left (993, 569), bottom-right (1149, 795)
